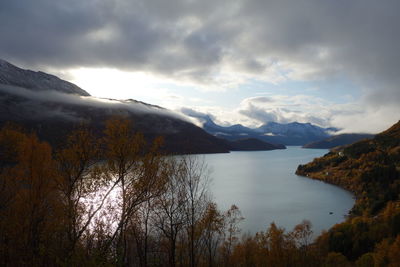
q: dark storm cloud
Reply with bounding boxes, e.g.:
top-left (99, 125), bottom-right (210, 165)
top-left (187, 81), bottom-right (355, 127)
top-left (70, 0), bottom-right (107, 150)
top-left (0, 0), bottom-right (106, 66)
top-left (1, 0), bottom-right (400, 108)
top-left (238, 0), bottom-right (400, 105)
top-left (0, 0), bottom-right (231, 77)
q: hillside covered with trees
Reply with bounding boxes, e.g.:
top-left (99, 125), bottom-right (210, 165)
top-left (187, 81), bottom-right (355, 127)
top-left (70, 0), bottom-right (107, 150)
top-left (297, 120), bottom-right (400, 265)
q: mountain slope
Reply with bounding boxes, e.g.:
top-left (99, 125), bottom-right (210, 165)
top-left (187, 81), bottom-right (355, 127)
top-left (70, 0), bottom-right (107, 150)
top-left (296, 120), bottom-right (400, 260)
top-left (222, 138), bottom-right (286, 151)
top-left (0, 59), bottom-right (229, 154)
top-left (303, 133), bottom-right (374, 149)
top-left (297, 120), bottom-right (400, 214)
top-left (0, 59), bottom-right (90, 96)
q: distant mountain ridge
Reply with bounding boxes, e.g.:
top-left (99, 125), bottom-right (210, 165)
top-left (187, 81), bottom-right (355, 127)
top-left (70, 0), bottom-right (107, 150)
top-left (182, 109), bottom-right (337, 145)
top-left (303, 133), bottom-right (375, 149)
top-left (222, 138), bottom-right (286, 151)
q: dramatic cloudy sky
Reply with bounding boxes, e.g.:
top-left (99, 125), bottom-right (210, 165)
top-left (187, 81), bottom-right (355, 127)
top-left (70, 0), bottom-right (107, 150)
top-left (1, 0), bottom-right (399, 133)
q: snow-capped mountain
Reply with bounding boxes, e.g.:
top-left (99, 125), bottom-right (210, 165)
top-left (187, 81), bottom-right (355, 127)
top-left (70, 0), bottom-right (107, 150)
top-left (184, 110), bottom-right (337, 145)
top-left (255, 121), bottom-right (335, 139)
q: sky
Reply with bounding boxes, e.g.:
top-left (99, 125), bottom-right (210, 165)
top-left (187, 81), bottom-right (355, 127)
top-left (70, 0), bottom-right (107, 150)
top-left (1, 0), bottom-right (399, 133)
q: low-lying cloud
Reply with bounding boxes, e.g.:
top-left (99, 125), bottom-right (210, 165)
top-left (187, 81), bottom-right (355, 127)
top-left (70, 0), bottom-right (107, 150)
top-left (0, 84), bottom-right (187, 121)
top-left (183, 94), bottom-right (392, 134)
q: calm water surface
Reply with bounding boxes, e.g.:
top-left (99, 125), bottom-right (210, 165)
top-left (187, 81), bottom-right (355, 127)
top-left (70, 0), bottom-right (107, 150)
top-left (203, 146), bottom-right (354, 236)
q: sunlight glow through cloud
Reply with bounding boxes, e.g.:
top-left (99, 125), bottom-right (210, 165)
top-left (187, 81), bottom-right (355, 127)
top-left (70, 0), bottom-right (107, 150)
top-left (69, 68), bottom-right (166, 100)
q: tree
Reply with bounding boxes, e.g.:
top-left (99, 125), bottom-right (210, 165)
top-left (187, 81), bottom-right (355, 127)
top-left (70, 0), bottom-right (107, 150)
top-left (182, 156), bottom-right (210, 267)
top-left (152, 157), bottom-right (188, 267)
top-left (324, 252), bottom-right (350, 267)
top-left (55, 126), bottom-right (102, 260)
top-left (198, 202), bottom-right (224, 267)
top-left (128, 198), bottom-right (155, 267)
top-left (101, 117), bottom-right (166, 265)
top-left (220, 204), bottom-right (244, 266)
top-left (0, 125), bottom-right (26, 265)
top-left (0, 131), bottom-right (63, 265)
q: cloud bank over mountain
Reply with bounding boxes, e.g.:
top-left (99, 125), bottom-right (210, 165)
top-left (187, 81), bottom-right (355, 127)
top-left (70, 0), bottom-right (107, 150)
top-left (0, 84), bottom-right (187, 122)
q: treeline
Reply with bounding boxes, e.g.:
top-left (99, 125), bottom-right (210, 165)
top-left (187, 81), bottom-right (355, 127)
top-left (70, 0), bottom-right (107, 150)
top-left (297, 120), bottom-right (400, 265)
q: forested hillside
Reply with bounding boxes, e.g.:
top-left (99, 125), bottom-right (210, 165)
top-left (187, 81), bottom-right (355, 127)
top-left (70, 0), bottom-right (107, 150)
top-left (297, 120), bottom-right (400, 264)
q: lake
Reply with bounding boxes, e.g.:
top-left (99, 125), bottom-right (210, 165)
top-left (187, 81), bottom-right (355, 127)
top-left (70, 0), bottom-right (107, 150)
top-left (202, 146), bottom-right (354, 236)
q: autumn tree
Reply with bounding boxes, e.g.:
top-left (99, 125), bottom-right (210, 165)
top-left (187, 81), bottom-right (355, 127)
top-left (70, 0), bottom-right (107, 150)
top-left (128, 198), bottom-right (155, 267)
top-left (101, 117), bottom-right (166, 266)
top-left (55, 125), bottom-right (102, 261)
top-left (0, 129), bottom-right (63, 265)
top-left (182, 156), bottom-right (210, 267)
top-left (198, 202), bottom-right (225, 267)
top-left (220, 204), bottom-right (244, 266)
top-left (290, 219), bottom-right (314, 264)
top-left (152, 157), bottom-right (189, 267)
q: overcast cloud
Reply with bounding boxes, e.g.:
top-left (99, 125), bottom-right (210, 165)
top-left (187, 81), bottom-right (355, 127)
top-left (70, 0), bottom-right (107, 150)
top-left (1, 0), bottom-right (399, 132)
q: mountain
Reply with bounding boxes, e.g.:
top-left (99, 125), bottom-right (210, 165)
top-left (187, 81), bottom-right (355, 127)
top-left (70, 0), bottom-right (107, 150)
top-left (296, 120), bottom-right (400, 260)
top-left (0, 59), bottom-right (90, 96)
top-left (297, 121), bottom-right (400, 206)
top-left (200, 115), bottom-right (254, 135)
top-left (0, 59), bottom-right (230, 154)
top-left (183, 111), bottom-right (336, 145)
top-left (302, 133), bottom-right (375, 149)
top-left (255, 121), bottom-right (336, 145)
top-left (222, 138), bottom-right (286, 151)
